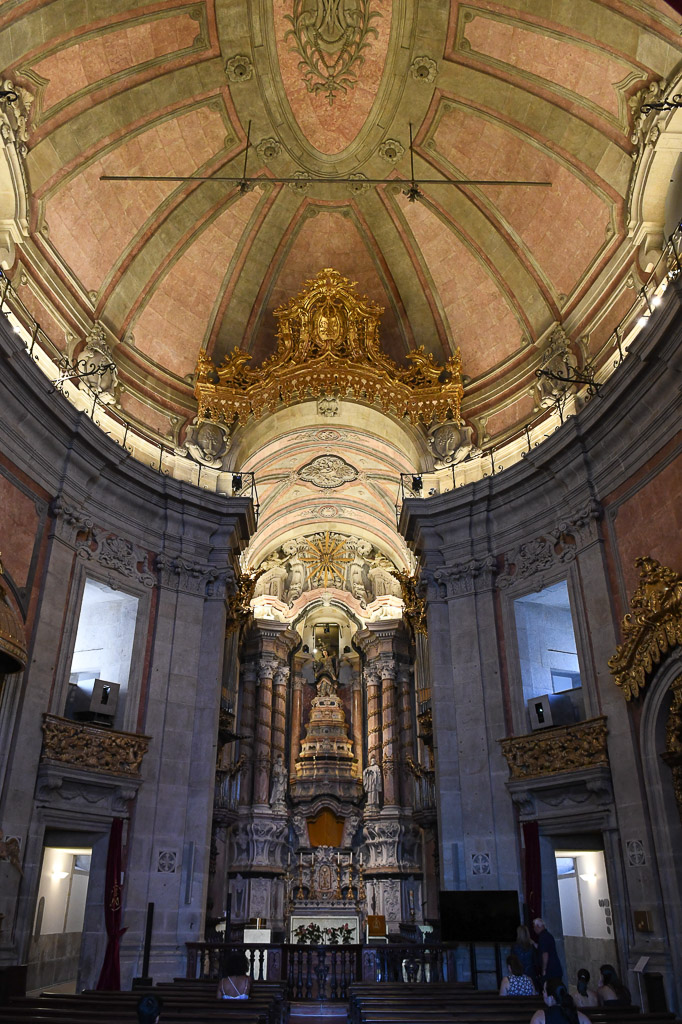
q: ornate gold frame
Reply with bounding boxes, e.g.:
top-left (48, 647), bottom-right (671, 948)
top-left (195, 268), bottom-right (463, 425)
top-left (608, 557), bottom-right (682, 700)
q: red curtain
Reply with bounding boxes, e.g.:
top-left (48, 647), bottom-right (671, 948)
top-left (523, 820), bottom-right (541, 928)
top-left (96, 818), bottom-right (127, 991)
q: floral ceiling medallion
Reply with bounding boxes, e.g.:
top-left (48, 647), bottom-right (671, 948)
top-left (284, 0), bottom-right (382, 104)
top-left (194, 268), bottom-right (463, 425)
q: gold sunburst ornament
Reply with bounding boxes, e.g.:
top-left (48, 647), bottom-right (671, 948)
top-left (300, 533), bottom-right (354, 589)
top-left (194, 268), bottom-right (463, 425)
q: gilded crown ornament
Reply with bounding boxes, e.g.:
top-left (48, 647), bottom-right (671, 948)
top-left (608, 557), bottom-right (682, 700)
top-left (194, 269), bottom-right (463, 425)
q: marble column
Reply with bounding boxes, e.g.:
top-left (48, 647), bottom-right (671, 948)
top-left (272, 664), bottom-right (289, 765)
top-left (289, 658), bottom-right (304, 779)
top-left (380, 659), bottom-right (398, 806)
top-left (397, 664), bottom-right (415, 808)
top-left (238, 662), bottom-right (258, 806)
top-left (253, 655), bottom-right (278, 805)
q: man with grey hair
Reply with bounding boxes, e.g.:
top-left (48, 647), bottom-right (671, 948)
top-left (533, 917), bottom-right (563, 982)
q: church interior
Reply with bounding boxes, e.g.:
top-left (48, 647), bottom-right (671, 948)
top-left (1, 0), bottom-right (682, 1019)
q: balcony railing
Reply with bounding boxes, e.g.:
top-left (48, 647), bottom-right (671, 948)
top-left (40, 714), bottom-right (149, 777)
top-left (395, 220), bottom-right (682, 523)
top-left (0, 270), bottom-right (258, 519)
top-left (499, 716), bottom-right (609, 781)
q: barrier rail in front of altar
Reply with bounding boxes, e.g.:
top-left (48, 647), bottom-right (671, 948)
top-left (186, 942), bottom-right (461, 999)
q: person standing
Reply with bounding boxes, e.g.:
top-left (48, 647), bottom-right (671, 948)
top-left (532, 918), bottom-right (563, 983)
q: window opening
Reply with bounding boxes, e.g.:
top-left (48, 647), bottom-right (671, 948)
top-left (514, 581), bottom-right (584, 728)
top-left (65, 578), bottom-right (138, 729)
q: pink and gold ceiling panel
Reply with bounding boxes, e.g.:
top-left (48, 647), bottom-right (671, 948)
top-left (457, 8), bottom-right (644, 124)
top-left (27, 8), bottom-right (205, 117)
top-left (430, 103), bottom-right (615, 299)
top-left (393, 191), bottom-right (524, 376)
top-left (130, 188), bottom-right (262, 375)
top-left (41, 103), bottom-right (231, 296)
top-left (272, 0), bottom-right (393, 154)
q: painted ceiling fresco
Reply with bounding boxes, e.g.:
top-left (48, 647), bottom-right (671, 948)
top-left (2, 0), bottom-right (681, 447)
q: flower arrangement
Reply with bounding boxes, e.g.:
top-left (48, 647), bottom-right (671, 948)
top-left (293, 921), bottom-right (353, 944)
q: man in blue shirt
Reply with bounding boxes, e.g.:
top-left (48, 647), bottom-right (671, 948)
top-left (533, 918), bottom-right (563, 981)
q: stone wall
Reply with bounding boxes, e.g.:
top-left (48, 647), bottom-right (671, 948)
top-left (400, 281), bottom-right (682, 1011)
top-left (0, 319), bottom-right (254, 986)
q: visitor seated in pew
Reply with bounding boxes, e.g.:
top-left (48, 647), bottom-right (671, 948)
top-left (597, 964), bottom-right (631, 1007)
top-left (573, 969), bottom-right (598, 1008)
top-left (217, 951), bottom-right (252, 1000)
top-left (530, 978), bottom-right (590, 1024)
top-left (500, 954), bottom-right (537, 996)
top-left (136, 994), bottom-right (163, 1024)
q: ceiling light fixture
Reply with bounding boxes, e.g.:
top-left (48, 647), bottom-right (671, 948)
top-left (100, 123), bottom-right (552, 199)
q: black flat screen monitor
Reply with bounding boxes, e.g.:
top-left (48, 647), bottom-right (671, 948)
top-left (439, 889), bottom-right (520, 943)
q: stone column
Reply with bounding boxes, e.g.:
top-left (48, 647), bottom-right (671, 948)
top-left (379, 659), bottom-right (398, 806)
top-left (238, 662), bottom-right (258, 806)
top-left (397, 664), bottom-right (415, 808)
top-left (365, 665), bottom-right (382, 766)
top-left (289, 657), bottom-right (304, 779)
top-left (253, 656), bottom-right (278, 805)
top-left (351, 667), bottom-right (363, 770)
top-left (272, 664), bottom-right (289, 766)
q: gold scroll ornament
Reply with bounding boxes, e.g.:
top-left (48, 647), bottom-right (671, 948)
top-left (195, 268), bottom-right (463, 425)
top-left (608, 557), bottom-right (682, 700)
top-left (41, 714), bottom-right (149, 777)
top-left (500, 716), bottom-right (609, 780)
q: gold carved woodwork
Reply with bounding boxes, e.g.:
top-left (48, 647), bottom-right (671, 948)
top-left (41, 714), bottom-right (149, 777)
top-left (391, 570), bottom-right (427, 636)
top-left (661, 675), bottom-right (682, 825)
top-left (195, 269), bottom-right (463, 425)
top-left (608, 557), bottom-right (682, 700)
top-left (226, 568), bottom-right (266, 633)
top-left (500, 716), bottom-right (609, 780)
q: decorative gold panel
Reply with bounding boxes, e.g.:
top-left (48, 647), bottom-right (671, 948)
top-left (500, 717), bottom-right (609, 780)
top-left (608, 557), bottom-right (682, 700)
top-left (391, 570), bottom-right (427, 635)
top-left (41, 714), bottom-right (149, 777)
top-left (226, 568), bottom-right (265, 633)
top-left (195, 268), bottom-right (463, 425)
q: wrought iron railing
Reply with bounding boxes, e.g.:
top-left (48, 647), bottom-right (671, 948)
top-left (0, 270), bottom-right (259, 520)
top-left (394, 220), bottom-right (682, 524)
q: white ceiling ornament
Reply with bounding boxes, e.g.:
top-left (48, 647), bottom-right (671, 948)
top-left (297, 455), bottom-right (359, 489)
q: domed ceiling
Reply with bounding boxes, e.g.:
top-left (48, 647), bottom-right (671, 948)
top-left (2, 0), bottom-right (681, 446)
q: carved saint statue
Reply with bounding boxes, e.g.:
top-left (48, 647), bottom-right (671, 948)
top-left (363, 757), bottom-right (383, 807)
top-left (314, 643), bottom-right (338, 697)
top-left (269, 754), bottom-right (287, 806)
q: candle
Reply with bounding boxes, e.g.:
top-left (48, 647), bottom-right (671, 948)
top-left (350, 851), bottom-right (353, 865)
top-left (337, 851), bottom-right (340, 865)
top-left (288, 851), bottom-right (291, 867)
top-left (299, 851), bottom-right (302, 866)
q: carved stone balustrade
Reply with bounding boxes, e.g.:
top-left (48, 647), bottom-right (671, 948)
top-left (499, 717), bottom-right (614, 828)
top-left (36, 714), bottom-right (150, 819)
